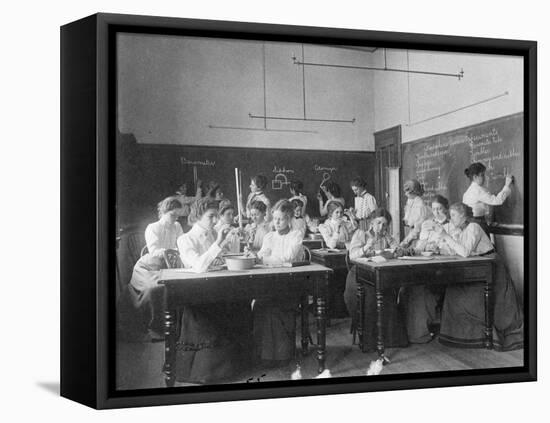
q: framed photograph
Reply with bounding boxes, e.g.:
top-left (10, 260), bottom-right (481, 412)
top-left (60, 12), bottom-right (536, 409)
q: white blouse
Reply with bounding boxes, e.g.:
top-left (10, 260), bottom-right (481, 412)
top-left (445, 222), bottom-right (494, 258)
top-left (214, 221), bottom-right (240, 254)
top-left (354, 191), bottom-right (378, 220)
top-left (462, 181), bottom-right (511, 218)
top-left (144, 219), bottom-right (183, 257)
top-left (244, 221), bottom-right (271, 251)
top-left (290, 217), bottom-right (308, 239)
top-left (416, 219), bottom-right (454, 255)
top-left (257, 229), bottom-right (304, 266)
top-left (349, 229), bottom-right (398, 260)
top-left (403, 196), bottom-right (433, 244)
top-left (176, 223), bottom-right (222, 273)
top-left (318, 219), bottom-right (354, 249)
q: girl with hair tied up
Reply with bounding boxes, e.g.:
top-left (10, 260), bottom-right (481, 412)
top-left (399, 179), bottom-right (433, 248)
top-left (120, 196), bottom-right (184, 338)
top-left (429, 202), bottom-right (523, 351)
top-left (462, 162), bottom-right (514, 235)
top-left (253, 199), bottom-right (305, 364)
top-left (288, 179), bottom-right (308, 217)
top-left (175, 197), bottom-right (252, 383)
top-left (317, 180), bottom-right (345, 218)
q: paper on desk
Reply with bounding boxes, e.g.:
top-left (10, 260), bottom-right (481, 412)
top-left (354, 256), bottom-right (387, 264)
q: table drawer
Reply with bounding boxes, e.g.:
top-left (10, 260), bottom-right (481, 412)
top-left (463, 265), bottom-right (490, 281)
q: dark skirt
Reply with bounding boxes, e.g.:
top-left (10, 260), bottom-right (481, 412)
top-left (176, 302), bottom-right (252, 384)
top-left (344, 266), bottom-right (408, 351)
top-left (439, 254), bottom-right (523, 351)
top-left (252, 299), bottom-right (297, 361)
top-left (400, 285), bottom-right (445, 343)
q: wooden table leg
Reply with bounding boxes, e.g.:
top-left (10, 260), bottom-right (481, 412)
top-left (376, 285), bottom-right (386, 361)
top-left (357, 283), bottom-right (365, 351)
top-left (300, 295), bottom-right (309, 356)
top-left (484, 265), bottom-right (494, 349)
top-left (316, 294), bottom-right (327, 373)
top-left (163, 308), bottom-right (177, 387)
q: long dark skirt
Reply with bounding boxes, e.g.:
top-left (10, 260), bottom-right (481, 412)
top-left (439, 254), bottom-right (523, 351)
top-left (344, 266), bottom-right (408, 351)
top-left (253, 299), bottom-right (297, 362)
top-left (400, 285), bottom-right (445, 343)
top-left (176, 302), bottom-right (252, 384)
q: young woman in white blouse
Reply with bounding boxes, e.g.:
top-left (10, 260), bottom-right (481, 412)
top-left (118, 197), bottom-right (184, 338)
top-left (318, 202), bottom-right (355, 249)
top-left (213, 200), bottom-right (241, 254)
top-left (254, 200), bottom-right (304, 363)
top-left (399, 179), bottom-right (433, 248)
top-left (288, 179), bottom-right (308, 217)
top-left (462, 162), bottom-right (513, 235)
top-left (433, 202), bottom-right (523, 351)
top-left (243, 201), bottom-right (271, 252)
top-left (317, 180), bottom-right (345, 218)
top-left (175, 198), bottom-right (252, 383)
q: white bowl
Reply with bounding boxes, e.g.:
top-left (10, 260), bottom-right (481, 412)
top-left (225, 256), bottom-right (255, 270)
top-left (421, 251), bottom-right (434, 257)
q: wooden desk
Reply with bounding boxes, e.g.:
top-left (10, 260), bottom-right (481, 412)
top-left (158, 264), bottom-right (332, 386)
top-left (310, 249), bottom-right (349, 318)
top-left (302, 239), bottom-right (324, 250)
top-left (352, 256), bottom-right (496, 360)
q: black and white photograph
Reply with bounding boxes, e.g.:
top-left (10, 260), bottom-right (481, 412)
top-left (113, 30), bottom-right (528, 390)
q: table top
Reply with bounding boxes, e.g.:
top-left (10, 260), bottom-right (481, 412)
top-left (159, 263), bottom-right (331, 283)
top-left (352, 255), bottom-right (495, 269)
top-left (310, 248), bottom-right (347, 257)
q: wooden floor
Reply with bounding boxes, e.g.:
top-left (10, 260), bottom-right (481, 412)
top-left (116, 317), bottom-right (523, 390)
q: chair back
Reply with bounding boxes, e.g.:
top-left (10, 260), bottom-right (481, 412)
top-left (163, 249), bottom-right (183, 269)
top-left (302, 246), bottom-right (311, 263)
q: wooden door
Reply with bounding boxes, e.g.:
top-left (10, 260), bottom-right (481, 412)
top-left (374, 125), bottom-right (402, 210)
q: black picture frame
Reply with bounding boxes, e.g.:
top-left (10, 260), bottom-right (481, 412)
top-left (60, 12), bottom-right (537, 409)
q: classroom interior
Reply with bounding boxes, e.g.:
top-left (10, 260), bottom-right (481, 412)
top-left (115, 33), bottom-right (525, 389)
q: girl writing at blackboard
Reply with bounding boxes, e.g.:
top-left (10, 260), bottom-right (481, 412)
top-left (462, 162), bottom-right (513, 235)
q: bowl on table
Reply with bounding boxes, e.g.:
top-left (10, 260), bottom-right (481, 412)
top-left (225, 255), bottom-right (256, 270)
top-left (421, 251), bottom-right (434, 257)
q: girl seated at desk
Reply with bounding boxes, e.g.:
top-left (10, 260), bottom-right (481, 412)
top-left (214, 200), bottom-right (241, 254)
top-left (242, 174), bottom-right (271, 221)
top-left (400, 195), bottom-right (453, 343)
top-left (290, 198), bottom-right (309, 239)
top-left (318, 201), bottom-right (355, 249)
top-left (243, 200), bottom-right (271, 252)
top-left (119, 196), bottom-right (184, 338)
top-left (175, 198), bottom-right (251, 383)
top-left (254, 199), bottom-right (305, 364)
top-left (431, 202), bottom-right (523, 351)
top-left (343, 208), bottom-right (408, 350)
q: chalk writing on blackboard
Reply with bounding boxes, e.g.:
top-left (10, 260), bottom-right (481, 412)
top-left (272, 173), bottom-right (291, 190)
top-left (314, 165), bottom-right (338, 173)
top-left (180, 157), bottom-right (215, 167)
top-left (272, 166), bottom-right (295, 174)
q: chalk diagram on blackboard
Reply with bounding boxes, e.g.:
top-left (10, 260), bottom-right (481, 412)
top-left (272, 173), bottom-right (291, 190)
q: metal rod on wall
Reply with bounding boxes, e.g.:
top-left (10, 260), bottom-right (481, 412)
top-left (292, 57), bottom-right (464, 80)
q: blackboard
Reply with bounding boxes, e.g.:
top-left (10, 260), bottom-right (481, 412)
top-left (117, 135), bottom-right (376, 228)
top-left (401, 112), bottom-right (524, 230)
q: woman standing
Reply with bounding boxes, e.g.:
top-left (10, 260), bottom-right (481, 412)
top-left (433, 202), bottom-right (523, 351)
top-left (349, 176), bottom-right (377, 231)
top-left (462, 162), bottom-right (513, 235)
top-left (242, 174), bottom-right (271, 221)
top-left (175, 198), bottom-right (251, 383)
top-left (399, 179), bottom-right (432, 248)
top-left (254, 200), bottom-right (304, 363)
